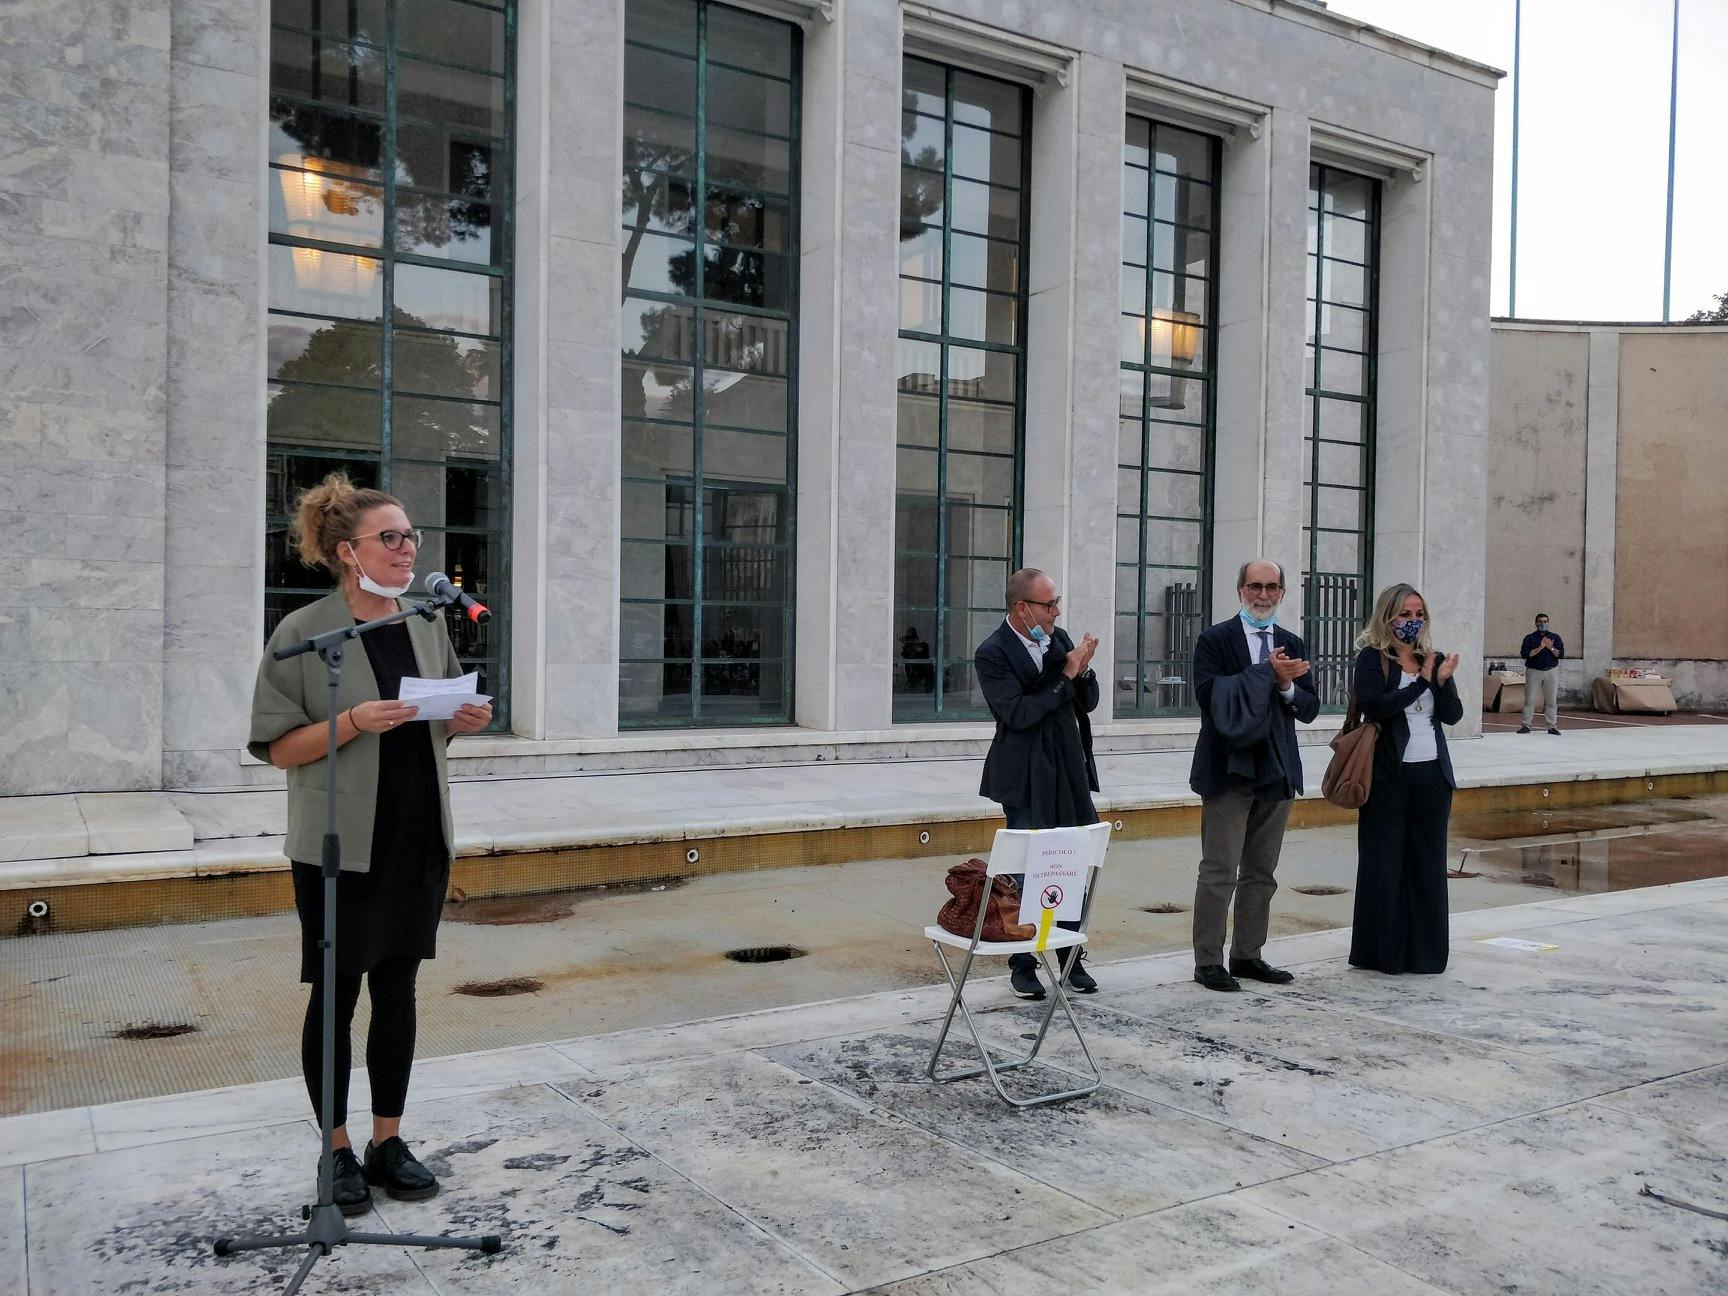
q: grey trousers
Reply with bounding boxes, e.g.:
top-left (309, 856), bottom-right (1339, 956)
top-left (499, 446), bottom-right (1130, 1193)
top-left (1523, 667), bottom-right (1559, 727)
top-left (1194, 785), bottom-right (1294, 966)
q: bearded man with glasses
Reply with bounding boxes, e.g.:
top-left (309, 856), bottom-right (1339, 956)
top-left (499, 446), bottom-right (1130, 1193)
top-left (1187, 559), bottom-right (1320, 992)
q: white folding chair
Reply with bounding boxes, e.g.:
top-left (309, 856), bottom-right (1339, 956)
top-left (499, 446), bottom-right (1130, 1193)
top-left (923, 822), bottom-right (1111, 1108)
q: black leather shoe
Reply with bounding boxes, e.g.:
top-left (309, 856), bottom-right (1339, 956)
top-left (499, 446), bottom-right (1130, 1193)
top-left (1061, 947), bottom-right (1098, 994)
top-left (1548, 726), bottom-right (1561, 735)
top-left (363, 1136), bottom-right (439, 1202)
top-left (1230, 957), bottom-right (1295, 984)
top-left (330, 1146), bottom-right (371, 1217)
top-left (1194, 964), bottom-right (1241, 992)
top-left (1516, 724), bottom-right (1531, 734)
top-left (1008, 953), bottom-right (1045, 1000)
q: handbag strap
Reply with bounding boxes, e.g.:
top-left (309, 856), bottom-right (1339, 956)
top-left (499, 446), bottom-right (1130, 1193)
top-left (1342, 650), bottom-right (1396, 734)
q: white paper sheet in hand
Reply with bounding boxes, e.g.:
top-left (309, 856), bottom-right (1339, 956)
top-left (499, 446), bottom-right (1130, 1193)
top-left (397, 672), bottom-right (490, 721)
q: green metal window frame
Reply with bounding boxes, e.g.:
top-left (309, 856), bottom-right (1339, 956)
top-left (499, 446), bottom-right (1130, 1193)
top-left (1115, 118), bottom-right (1222, 719)
top-left (618, 0), bottom-right (801, 728)
top-left (892, 57), bottom-right (1031, 723)
top-left (1302, 162), bottom-right (1380, 711)
top-left (264, 0), bottom-right (516, 729)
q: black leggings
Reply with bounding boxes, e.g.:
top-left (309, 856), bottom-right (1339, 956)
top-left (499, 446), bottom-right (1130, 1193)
top-left (301, 957), bottom-right (420, 1128)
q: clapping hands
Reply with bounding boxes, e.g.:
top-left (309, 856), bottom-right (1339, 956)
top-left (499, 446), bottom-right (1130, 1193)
top-left (1062, 633), bottom-right (1100, 679)
top-left (1269, 647), bottom-right (1310, 686)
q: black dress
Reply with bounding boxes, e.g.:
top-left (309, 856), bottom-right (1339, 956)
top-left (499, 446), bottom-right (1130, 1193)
top-left (292, 621), bottom-right (451, 981)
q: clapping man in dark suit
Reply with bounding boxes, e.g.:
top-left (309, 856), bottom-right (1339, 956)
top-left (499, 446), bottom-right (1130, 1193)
top-left (1188, 560), bottom-right (1320, 991)
top-left (975, 567), bottom-right (1102, 1000)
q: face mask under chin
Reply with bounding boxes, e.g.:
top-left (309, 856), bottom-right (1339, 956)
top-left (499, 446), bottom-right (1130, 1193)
top-left (346, 544), bottom-right (412, 600)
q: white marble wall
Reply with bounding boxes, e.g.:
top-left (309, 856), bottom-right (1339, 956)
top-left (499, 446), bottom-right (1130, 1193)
top-left (533, 0), bottom-right (627, 738)
top-left (794, 0), bottom-right (902, 731)
top-left (160, 0), bottom-right (267, 789)
top-left (1046, 57), bottom-right (1115, 720)
top-left (0, 0), bottom-right (174, 794)
top-left (2, 0), bottom-right (1498, 793)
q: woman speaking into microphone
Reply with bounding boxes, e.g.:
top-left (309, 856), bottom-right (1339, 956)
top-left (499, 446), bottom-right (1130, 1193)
top-left (249, 472), bottom-right (491, 1215)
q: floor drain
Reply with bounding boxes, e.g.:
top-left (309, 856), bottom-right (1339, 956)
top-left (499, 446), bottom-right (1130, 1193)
top-left (452, 976), bottom-right (544, 997)
top-left (111, 1022), bottom-right (199, 1041)
top-left (1292, 884), bottom-right (1349, 896)
top-left (724, 945), bottom-right (807, 964)
top-left (1140, 902), bottom-right (1188, 914)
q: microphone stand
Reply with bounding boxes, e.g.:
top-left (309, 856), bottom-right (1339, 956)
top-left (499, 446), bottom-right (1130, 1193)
top-left (214, 594), bottom-right (502, 1291)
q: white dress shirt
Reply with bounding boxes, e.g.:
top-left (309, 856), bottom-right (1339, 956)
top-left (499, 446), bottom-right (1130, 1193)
top-left (1239, 616), bottom-right (1297, 701)
top-left (1007, 618), bottom-right (1047, 671)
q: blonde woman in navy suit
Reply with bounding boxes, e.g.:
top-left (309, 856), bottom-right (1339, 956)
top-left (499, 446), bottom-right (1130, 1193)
top-left (1349, 583), bottom-right (1463, 974)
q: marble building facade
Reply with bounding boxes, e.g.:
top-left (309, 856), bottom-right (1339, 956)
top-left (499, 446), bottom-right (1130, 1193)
top-left (0, 0), bottom-right (1498, 796)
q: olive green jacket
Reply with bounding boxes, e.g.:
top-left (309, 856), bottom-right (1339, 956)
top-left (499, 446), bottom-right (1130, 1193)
top-left (249, 591), bottom-right (461, 872)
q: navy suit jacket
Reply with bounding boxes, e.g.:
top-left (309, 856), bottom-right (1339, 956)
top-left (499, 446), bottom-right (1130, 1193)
top-left (976, 621), bottom-right (1100, 827)
top-left (1189, 618), bottom-right (1321, 799)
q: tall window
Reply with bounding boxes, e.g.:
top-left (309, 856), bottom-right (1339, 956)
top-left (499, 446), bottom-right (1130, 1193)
top-left (1116, 117), bottom-right (1220, 717)
top-left (619, 0), bottom-right (799, 728)
top-left (1303, 163), bottom-right (1379, 707)
top-left (893, 58), bottom-right (1029, 722)
top-left (265, 0), bottom-right (514, 723)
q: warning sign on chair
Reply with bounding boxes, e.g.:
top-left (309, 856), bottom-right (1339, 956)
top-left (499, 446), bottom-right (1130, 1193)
top-left (1017, 828), bottom-right (1088, 926)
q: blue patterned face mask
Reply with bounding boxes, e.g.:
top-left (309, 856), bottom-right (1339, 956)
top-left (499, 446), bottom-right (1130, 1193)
top-left (1391, 618), bottom-right (1425, 645)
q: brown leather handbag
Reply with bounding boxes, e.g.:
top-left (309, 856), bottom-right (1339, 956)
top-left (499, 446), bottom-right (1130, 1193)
top-left (937, 858), bottom-right (1037, 942)
top-left (1321, 653), bottom-right (1388, 810)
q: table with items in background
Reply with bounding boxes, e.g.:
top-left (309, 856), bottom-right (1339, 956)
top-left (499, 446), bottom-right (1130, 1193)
top-left (1590, 675), bottom-right (1677, 714)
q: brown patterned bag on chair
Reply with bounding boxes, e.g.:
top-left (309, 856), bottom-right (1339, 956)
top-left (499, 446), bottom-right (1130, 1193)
top-left (937, 857), bottom-right (1037, 942)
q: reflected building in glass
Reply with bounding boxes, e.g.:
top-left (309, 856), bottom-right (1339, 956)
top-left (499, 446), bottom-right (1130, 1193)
top-left (0, 0), bottom-right (1497, 793)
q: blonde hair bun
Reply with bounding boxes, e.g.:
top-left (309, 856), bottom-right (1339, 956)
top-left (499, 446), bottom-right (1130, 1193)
top-left (290, 471), bottom-right (400, 575)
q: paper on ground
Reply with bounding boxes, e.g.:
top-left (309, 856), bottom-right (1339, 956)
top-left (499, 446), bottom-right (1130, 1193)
top-left (398, 672), bottom-right (491, 721)
top-left (1476, 936), bottom-right (1559, 952)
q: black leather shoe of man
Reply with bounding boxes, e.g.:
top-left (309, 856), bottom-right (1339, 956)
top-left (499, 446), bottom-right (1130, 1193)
top-left (1193, 964), bottom-right (1241, 992)
top-left (363, 1136), bottom-right (440, 1202)
top-left (330, 1146), bottom-right (372, 1217)
top-left (1229, 957), bottom-right (1295, 984)
top-left (1516, 724), bottom-right (1531, 734)
top-left (1062, 947), bottom-right (1099, 994)
top-left (1008, 953), bottom-right (1045, 1000)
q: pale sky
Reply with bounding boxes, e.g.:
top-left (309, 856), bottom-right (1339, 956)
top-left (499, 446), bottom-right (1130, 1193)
top-left (1324, 0), bottom-right (1728, 321)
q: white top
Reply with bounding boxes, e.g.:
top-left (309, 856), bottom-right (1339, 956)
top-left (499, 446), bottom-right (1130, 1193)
top-left (1007, 618), bottom-right (1047, 670)
top-left (1238, 617), bottom-right (1297, 701)
top-left (1400, 670), bottom-right (1439, 764)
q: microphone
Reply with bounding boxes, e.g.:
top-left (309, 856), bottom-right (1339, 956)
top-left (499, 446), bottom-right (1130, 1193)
top-left (425, 571), bottom-right (492, 625)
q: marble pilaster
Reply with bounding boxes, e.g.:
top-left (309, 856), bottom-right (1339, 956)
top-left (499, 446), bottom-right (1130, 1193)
top-left (825, 0), bottom-right (901, 731)
top-left (1582, 329), bottom-right (1619, 685)
top-left (537, 0), bottom-right (626, 737)
top-left (1260, 108), bottom-right (1311, 625)
top-left (1047, 55), bottom-right (1116, 718)
top-left (0, 0), bottom-right (173, 794)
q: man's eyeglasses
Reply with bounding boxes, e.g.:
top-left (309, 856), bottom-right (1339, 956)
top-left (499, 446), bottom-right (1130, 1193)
top-left (352, 528), bottom-right (423, 551)
top-left (1240, 582), bottom-right (1284, 595)
top-left (1021, 597), bottom-right (1061, 610)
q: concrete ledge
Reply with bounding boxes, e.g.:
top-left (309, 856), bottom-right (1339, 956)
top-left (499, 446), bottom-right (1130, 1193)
top-left (5, 727), bottom-right (1728, 934)
top-left (0, 797), bottom-right (85, 864)
top-left (77, 793), bottom-right (194, 856)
